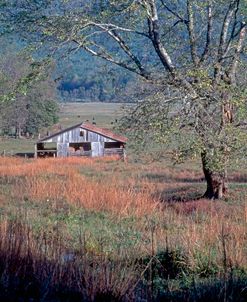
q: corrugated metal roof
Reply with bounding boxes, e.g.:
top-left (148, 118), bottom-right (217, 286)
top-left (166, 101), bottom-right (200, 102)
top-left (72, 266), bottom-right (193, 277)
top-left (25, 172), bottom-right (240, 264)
top-left (38, 122), bottom-right (127, 143)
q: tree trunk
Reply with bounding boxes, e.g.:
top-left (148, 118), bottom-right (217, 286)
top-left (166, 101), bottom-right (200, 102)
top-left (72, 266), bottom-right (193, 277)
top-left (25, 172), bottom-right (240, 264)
top-left (15, 126), bottom-right (20, 139)
top-left (201, 152), bottom-right (228, 200)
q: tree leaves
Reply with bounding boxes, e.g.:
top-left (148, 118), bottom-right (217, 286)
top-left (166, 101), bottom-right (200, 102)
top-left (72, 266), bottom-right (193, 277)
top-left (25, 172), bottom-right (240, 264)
top-left (0, 50), bottom-right (58, 135)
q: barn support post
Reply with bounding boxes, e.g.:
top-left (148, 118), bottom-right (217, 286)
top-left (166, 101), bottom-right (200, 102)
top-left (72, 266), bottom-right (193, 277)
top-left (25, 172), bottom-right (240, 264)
top-left (123, 148), bottom-right (127, 163)
top-left (34, 144), bottom-right (37, 159)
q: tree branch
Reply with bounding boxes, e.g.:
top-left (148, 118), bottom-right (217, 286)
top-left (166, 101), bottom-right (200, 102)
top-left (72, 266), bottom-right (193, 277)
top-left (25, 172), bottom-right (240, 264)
top-left (146, 0), bottom-right (176, 75)
top-left (200, 0), bottom-right (213, 63)
top-left (214, 0), bottom-right (240, 82)
top-left (72, 39), bottom-right (147, 78)
top-left (222, 1), bottom-right (241, 59)
top-left (235, 121), bottom-right (247, 128)
top-left (87, 23), bottom-right (150, 79)
top-left (228, 22), bottom-right (246, 85)
top-left (160, 0), bottom-right (188, 25)
top-left (218, 0), bottom-right (240, 59)
top-left (186, 0), bottom-right (199, 65)
top-left (82, 21), bottom-right (149, 38)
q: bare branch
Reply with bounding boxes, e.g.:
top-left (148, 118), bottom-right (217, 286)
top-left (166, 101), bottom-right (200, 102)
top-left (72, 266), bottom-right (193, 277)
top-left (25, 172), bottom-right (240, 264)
top-left (228, 22), bottom-right (246, 85)
top-left (87, 23), bottom-right (150, 79)
top-left (200, 0), bottom-right (213, 63)
top-left (72, 39), bottom-right (146, 77)
top-left (160, 0), bottom-right (188, 25)
top-left (146, 0), bottom-right (176, 75)
top-left (214, 0), bottom-right (240, 82)
top-left (235, 121), bottom-right (247, 128)
top-left (222, 1), bottom-right (241, 58)
top-left (218, 0), bottom-right (240, 59)
top-left (187, 0), bottom-right (199, 65)
top-left (82, 21), bottom-right (149, 38)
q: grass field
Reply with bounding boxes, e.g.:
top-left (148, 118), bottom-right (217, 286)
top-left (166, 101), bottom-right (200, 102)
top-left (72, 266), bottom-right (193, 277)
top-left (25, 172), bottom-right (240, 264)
top-left (59, 102), bottom-right (129, 128)
top-left (0, 156), bottom-right (246, 301)
top-left (0, 102), bottom-right (246, 301)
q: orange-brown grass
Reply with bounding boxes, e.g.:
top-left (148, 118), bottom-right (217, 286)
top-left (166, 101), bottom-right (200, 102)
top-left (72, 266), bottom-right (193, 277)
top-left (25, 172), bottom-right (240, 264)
top-left (0, 156), bottom-right (247, 273)
top-left (0, 157), bottom-right (95, 177)
top-left (0, 156), bottom-right (159, 217)
top-left (160, 199), bottom-right (247, 271)
top-left (21, 174), bottom-right (159, 217)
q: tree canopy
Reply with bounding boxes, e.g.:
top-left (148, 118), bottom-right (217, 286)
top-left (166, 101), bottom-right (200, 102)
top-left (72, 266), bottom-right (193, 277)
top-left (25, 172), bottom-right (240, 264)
top-left (0, 48), bottom-right (59, 136)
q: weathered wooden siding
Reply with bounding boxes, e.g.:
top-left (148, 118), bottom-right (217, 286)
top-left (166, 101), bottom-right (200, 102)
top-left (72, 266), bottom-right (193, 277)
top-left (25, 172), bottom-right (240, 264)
top-left (43, 127), bottom-right (115, 144)
top-left (38, 125), bottom-right (126, 158)
top-left (57, 143), bottom-right (69, 157)
top-left (104, 148), bottom-right (124, 156)
top-left (91, 142), bottom-right (104, 157)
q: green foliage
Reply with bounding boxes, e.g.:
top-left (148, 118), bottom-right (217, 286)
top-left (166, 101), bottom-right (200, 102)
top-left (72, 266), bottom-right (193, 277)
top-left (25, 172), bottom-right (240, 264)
top-left (119, 73), bottom-right (247, 176)
top-left (25, 99), bottom-right (59, 134)
top-left (0, 50), bottom-right (59, 135)
top-left (57, 54), bottom-right (134, 102)
top-left (142, 249), bottom-right (189, 280)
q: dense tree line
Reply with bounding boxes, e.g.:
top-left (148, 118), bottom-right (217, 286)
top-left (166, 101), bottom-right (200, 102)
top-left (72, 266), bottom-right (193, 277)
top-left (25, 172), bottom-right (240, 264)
top-left (0, 50), bottom-right (59, 137)
top-left (57, 53), bottom-right (135, 102)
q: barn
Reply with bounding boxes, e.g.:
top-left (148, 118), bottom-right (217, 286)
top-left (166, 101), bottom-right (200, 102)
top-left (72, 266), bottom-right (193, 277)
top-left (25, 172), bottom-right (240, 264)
top-left (35, 122), bottom-right (127, 158)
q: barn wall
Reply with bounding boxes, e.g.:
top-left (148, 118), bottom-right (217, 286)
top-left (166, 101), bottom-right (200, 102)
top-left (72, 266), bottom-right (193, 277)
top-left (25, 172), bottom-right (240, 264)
top-left (91, 142), bottom-right (104, 157)
top-left (40, 126), bottom-right (125, 158)
top-left (43, 127), bottom-right (115, 144)
top-left (57, 143), bottom-right (68, 157)
top-left (87, 131), bottom-right (114, 143)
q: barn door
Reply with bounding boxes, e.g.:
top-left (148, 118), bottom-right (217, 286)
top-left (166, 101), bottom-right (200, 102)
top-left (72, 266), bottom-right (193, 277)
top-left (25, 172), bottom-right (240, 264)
top-left (57, 143), bottom-right (69, 157)
top-left (91, 142), bottom-right (104, 157)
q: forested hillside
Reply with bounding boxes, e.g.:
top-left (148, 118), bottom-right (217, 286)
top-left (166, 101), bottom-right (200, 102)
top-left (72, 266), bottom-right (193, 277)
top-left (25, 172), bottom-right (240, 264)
top-left (0, 1), bottom-right (156, 103)
top-left (56, 52), bottom-right (136, 102)
top-left (0, 42), bottom-right (136, 103)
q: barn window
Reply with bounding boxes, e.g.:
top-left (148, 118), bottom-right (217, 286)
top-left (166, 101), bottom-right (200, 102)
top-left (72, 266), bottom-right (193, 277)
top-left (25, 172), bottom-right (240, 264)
top-left (69, 143), bottom-right (91, 151)
top-left (104, 142), bottom-right (122, 149)
top-left (81, 143), bottom-right (91, 151)
top-left (37, 142), bottom-right (57, 151)
top-left (36, 142), bottom-right (57, 158)
top-left (80, 129), bottom-right (84, 137)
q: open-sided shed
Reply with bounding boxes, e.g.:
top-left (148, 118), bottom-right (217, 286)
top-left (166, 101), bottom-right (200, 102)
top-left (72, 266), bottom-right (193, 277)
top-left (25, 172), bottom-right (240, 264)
top-left (35, 122), bottom-right (127, 158)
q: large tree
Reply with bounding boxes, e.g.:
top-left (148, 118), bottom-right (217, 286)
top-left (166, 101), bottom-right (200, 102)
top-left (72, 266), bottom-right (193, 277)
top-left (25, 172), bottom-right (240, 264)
top-left (2, 0), bottom-right (246, 198)
top-left (0, 50), bottom-right (59, 137)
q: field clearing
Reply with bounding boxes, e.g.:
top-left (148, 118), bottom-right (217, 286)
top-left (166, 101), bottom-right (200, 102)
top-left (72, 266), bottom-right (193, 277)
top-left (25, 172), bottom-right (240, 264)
top-left (0, 156), bottom-right (246, 300)
top-left (59, 102), bottom-right (130, 128)
top-left (0, 137), bottom-right (36, 154)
